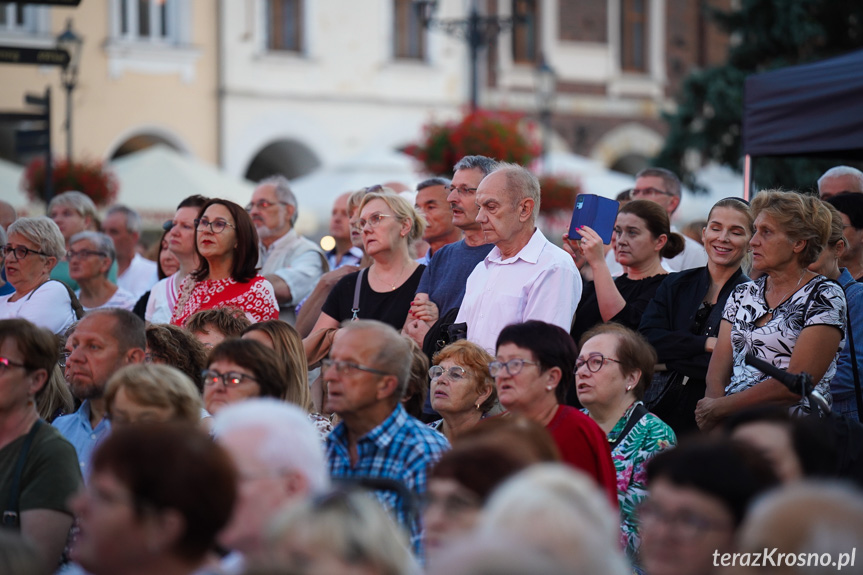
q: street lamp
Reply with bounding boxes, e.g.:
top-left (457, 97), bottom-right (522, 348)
top-left (535, 54), bottom-right (556, 174)
top-left (56, 18), bottom-right (83, 161)
top-left (414, 0), bottom-right (523, 110)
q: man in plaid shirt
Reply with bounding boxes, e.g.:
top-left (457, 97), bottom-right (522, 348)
top-left (324, 319), bottom-right (450, 558)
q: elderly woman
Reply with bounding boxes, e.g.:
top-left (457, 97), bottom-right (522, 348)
top-left (47, 190), bottom-right (114, 289)
top-left (69, 424), bottom-right (236, 575)
top-left (0, 319), bottom-right (82, 568)
top-left (307, 191), bottom-right (425, 333)
top-left (0, 217), bottom-right (78, 334)
top-left (569, 200), bottom-right (685, 346)
top-left (640, 197), bottom-right (753, 436)
top-left (492, 320), bottom-right (618, 507)
top-left (145, 323), bottom-right (209, 391)
top-left (697, 191), bottom-right (845, 430)
top-left (105, 364), bottom-right (204, 426)
top-left (427, 340), bottom-right (497, 442)
top-left (576, 323), bottom-right (676, 563)
top-left (171, 199), bottom-right (278, 325)
top-left (639, 438), bottom-right (779, 575)
top-left (68, 231), bottom-right (137, 312)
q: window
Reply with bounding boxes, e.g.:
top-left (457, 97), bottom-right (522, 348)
top-left (267, 0), bottom-right (302, 52)
top-left (0, 3), bottom-right (39, 35)
top-left (393, 0), bottom-right (425, 60)
top-left (621, 0), bottom-right (648, 72)
top-left (512, 0), bottom-right (538, 64)
top-left (115, 0), bottom-right (179, 44)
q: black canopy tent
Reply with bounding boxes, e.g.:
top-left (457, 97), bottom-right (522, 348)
top-left (742, 49), bottom-right (863, 198)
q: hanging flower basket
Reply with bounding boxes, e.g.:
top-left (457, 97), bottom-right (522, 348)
top-left (537, 175), bottom-right (581, 214)
top-left (22, 157), bottom-right (119, 207)
top-left (403, 108), bottom-right (541, 177)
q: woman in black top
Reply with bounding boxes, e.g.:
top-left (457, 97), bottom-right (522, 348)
top-left (639, 197), bottom-right (752, 436)
top-left (569, 200), bottom-right (685, 347)
top-left (312, 191), bottom-right (426, 331)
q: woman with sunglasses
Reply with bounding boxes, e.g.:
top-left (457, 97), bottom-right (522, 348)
top-left (307, 191), bottom-right (425, 333)
top-left (0, 217), bottom-right (77, 335)
top-left (492, 320), bottom-right (619, 508)
top-left (171, 199), bottom-right (278, 326)
top-left (428, 340), bottom-right (497, 442)
top-left (575, 323), bottom-right (676, 567)
top-left (639, 197), bottom-right (753, 436)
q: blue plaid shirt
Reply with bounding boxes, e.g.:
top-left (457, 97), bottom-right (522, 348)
top-left (326, 403), bottom-right (450, 557)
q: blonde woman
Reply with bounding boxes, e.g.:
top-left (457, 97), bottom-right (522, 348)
top-left (104, 364), bottom-right (204, 426)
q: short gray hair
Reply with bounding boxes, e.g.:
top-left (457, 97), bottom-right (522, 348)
top-left (106, 205), bottom-right (142, 234)
top-left (47, 191), bottom-right (98, 221)
top-left (417, 177), bottom-right (451, 191)
top-left (258, 175), bottom-right (299, 226)
top-left (819, 166), bottom-right (863, 194)
top-left (339, 319), bottom-right (412, 400)
top-left (7, 217), bottom-right (66, 260)
top-left (454, 155), bottom-right (500, 177)
top-left (492, 162), bottom-right (541, 219)
top-left (635, 167), bottom-right (682, 198)
top-left (70, 231), bottom-right (116, 268)
top-left (212, 398), bottom-right (330, 493)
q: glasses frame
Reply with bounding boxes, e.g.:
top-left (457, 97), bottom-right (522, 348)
top-left (2, 244), bottom-right (49, 260)
top-left (195, 218), bottom-right (236, 234)
top-left (0, 356), bottom-right (27, 372)
top-left (356, 213), bottom-right (396, 231)
top-left (488, 358), bottom-right (539, 378)
top-left (245, 199), bottom-right (288, 212)
top-left (636, 501), bottom-right (731, 540)
top-left (65, 249), bottom-right (108, 261)
top-left (575, 353), bottom-right (622, 373)
top-left (631, 187), bottom-right (675, 198)
top-left (201, 369), bottom-right (258, 388)
top-left (445, 184), bottom-right (479, 196)
top-left (428, 365), bottom-right (468, 381)
top-left (322, 358), bottom-right (390, 377)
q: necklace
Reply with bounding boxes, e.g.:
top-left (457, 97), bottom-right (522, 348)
top-left (373, 261), bottom-right (411, 291)
top-left (765, 270), bottom-right (807, 315)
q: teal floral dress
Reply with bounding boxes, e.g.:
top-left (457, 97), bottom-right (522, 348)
top-left (600, 402), bottom-right (676, 562)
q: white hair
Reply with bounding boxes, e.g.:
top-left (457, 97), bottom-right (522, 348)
top-left (211, 398), bottom-right (329, 493)
top-left (480, 464), bottom-right (629, 575)
top-left (818, 166), bottom-right (863, 193)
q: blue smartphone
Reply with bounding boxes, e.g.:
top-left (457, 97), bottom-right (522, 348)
top-left (568, 194), bottom-right (620, 244)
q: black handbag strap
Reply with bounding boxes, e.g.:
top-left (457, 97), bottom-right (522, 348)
top-left (2, 420), bottom-right (43, 529)
top-left (610, 403), bottom-right (648, 451)
top-left (350, 268), bottom-right (365, 321)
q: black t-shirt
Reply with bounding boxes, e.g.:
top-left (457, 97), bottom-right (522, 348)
top-left (570, 273), bottom-right (668, 344)
top-left (322, 265), bottom-right (426, 331)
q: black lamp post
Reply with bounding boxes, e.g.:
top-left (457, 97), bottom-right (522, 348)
top-left (414, 0), bottom-right (522, 110)
top-left (56, 19), bottom-right (83, 161)
top-left (535, 54), bottom-right (556, 173)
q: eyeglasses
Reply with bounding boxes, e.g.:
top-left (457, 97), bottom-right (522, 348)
top-left (144, 352), bottom-right (167, 364)
top-left (2, 244), bottom-right (49, 260)
top-left (631, 187), bottom-right (675, 198)
top-left (195, 218), bottom-right (236, 234)
top-left (420, 491), bottom-right (481, 517)
top-left (201, 369), bottom-right (257, 388)
top-left (321, 358), bottom-right (389, 377)
top-left (65, 249), bottom-right (107, 261)
top-left (59, 351), bottom-right (72, 368)
top-left (356, 213), bottom-right (396, 230)
top-left (575, 353), bottom-right (622, 373)
top-left (636, 501), bottom-right (731, 540)
top-left (488, 358), bottom-right (539, 377)
top-left (245, 199), bottom-right (288, 212)
top-left (0, 356), bottom-right (27, 373)
top-left (446, 184), bottom-right (478, 196)
top-left (429, 365), bottom-right (468, 381)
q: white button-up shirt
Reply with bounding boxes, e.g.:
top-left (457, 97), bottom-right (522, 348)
top-left (455, 228), bottom-right (582, 354)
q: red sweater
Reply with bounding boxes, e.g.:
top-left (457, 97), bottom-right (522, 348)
top-left (546, 405), bottom-right (619, 509)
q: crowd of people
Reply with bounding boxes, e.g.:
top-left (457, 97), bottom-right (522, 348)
top-left (1, 160), bottom-right (863, 575)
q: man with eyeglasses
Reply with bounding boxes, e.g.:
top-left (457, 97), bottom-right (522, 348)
top-left (53, 308), bottom-right (146, 477)
top-left (324, 320), bottom-right (449, 559)
top-left (404, 156), bottom-right (498, 349)
top-left (249, 176), bottom-right (327, 324)
top-left (453, 163), bottom-right (581, 355)
top-left (146, 195), bottom-right (208, 323)
top-left (606, 167), bottom-right (707, 277)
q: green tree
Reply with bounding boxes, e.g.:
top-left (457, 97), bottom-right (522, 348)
top-left (654, 0), bottom-right (863, 193)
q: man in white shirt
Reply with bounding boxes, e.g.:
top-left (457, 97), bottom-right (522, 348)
top-left (249, 176), bottom-right (327, 324)
top-left (605, 167), bottom-right (707, 276)
top-left (102, 206), bottom-right (159, 299)
top-left (145, 195), bottom-right (208, 323)
top-left (456, 163), bottom-right (582, 354)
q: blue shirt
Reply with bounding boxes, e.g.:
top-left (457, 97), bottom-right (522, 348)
top-left (831, 268), bottom-right (863, 397)
top-left (416, 239), bottom-right (494, 315)
top-left (326, 403), bottom-right (449, 557)
top-left (52, 400), bottom-right (111, 479)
